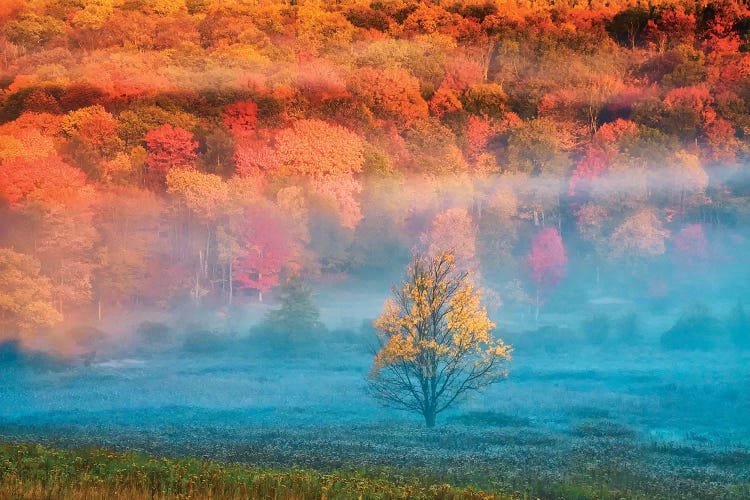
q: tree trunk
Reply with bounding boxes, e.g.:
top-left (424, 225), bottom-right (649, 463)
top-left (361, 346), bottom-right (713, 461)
top-left (423, 409), bottom-right (436, 428)
top-left (228, 260), bottom-right (233, 306)
top-left (204, 226), bottom-right (211, 279)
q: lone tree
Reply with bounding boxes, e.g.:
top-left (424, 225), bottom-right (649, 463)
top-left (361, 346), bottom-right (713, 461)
top-left (369, 251), bottom-right (511, 427)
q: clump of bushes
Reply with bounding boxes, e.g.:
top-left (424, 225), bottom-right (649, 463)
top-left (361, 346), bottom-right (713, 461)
top-left (134, 321), bottom-right (176, 353)
top-left (660, 304), bottom-right (724, 350)
top-left (613, 312), bottom-right (639, 341)
top-left (727, 302), bottom-right (749, 349)
top-left (135, 321), bottom-right (172, 343)
top-left (519, 325), bottom-right (578, 353)
top-left (582, 314), bottom-right (611, 345)
top-left (182, 328), bottom-right (233, 354)
top-left (0, 341), bottom-right (20, 364)
top-left (63, 325), bottom-right (107, 361)
top-left (582, 312), bottom-right (640, 346)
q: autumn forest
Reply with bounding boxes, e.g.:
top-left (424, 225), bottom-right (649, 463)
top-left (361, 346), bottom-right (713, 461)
top-left (1, 0), bottom-right (748, 355)
top-left (1, 0), bottom-right (750, 497)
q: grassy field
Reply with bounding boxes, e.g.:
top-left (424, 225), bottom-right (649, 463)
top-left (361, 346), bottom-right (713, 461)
top-left (2, 317), bottom-right (749, 499)
top-left (0, 442), bottom-right (505, 499)
top-left (1, 441), bottom-right (749, 500)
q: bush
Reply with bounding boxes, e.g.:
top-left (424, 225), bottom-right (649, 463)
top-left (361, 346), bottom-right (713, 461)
top-left (182, 329), bottom-right (233, 354)
top-left (582, 314), bottom-right (611, 345)
top-left (325, 328), bottom-right (370, 353)
top-left (520, 325), bottom-right (578, 353)
top-left (727, 302), bottom-right (749, 349)
top-left (660, 304), bottom-right (724, 350)
top-left (0, 341), bottom-right (20, 363)
top-left (136, 321), bottom-right (172, 343)
top-left (63, 326), bottom-right (107, 360)
top-left (613, 312), bottom-right (639, 341)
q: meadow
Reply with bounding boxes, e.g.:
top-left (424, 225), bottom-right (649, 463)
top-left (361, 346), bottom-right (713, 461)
top-left (1, 299), bottom-right (749, 499)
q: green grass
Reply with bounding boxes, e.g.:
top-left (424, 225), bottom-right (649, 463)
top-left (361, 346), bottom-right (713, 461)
top-left (0, 442), bottom-right (510, 499)
top-left (0, 441), bottom-right (748, 499)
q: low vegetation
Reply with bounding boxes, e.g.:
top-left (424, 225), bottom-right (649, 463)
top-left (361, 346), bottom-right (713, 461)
top-left (660, 304), bottom-right (725, 350)
top-left (0, 443), bottom-right (500, 500)
top-left (0, 439), bottom-right (748, 500)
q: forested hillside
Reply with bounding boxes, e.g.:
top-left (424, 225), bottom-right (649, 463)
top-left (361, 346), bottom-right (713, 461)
top-left (1, 0), bottom-right (749, 355)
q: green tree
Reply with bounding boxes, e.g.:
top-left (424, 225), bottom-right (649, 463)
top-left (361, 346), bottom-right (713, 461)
top-left (255, 277), bottom-right (326, 347)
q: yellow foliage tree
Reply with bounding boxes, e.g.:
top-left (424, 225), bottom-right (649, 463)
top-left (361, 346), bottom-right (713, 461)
top-left (0, 248), bottom-right (62, 344)
top-left (166, 169), bottom-right (230, 304)
top-left (370, 251), bottom-right (511, 427)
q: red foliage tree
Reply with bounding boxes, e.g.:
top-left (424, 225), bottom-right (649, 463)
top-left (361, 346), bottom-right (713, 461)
top-left (223, 100), bottom-right (258, 138)
top-left (144, 124), bottom-right (198, 188)
top-left (663, 86), bottom-right (716, 141)
top-left (464, 113), bottom-right (521, 162)
top-left (703, 118), bottom-right (739, 164)
top-left (644, 7), bottom-right (696, 52)
top-left (233, 136), bottom-right (278, 191)
top-left (429, 86), bottom-right (463, 117)
top-left (700, 0), bottom-right (744, 55)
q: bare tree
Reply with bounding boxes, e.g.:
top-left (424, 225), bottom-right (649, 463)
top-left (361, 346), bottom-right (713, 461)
top-left (369, 251), bottom-right (511, 427)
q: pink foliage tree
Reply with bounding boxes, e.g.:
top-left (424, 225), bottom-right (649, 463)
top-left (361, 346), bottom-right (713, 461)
top-left (527, 227), bottom-right (567, 320)
top-left (569, 119), bottom-right (639, 196)
top-left (673, 223), bottom-right (708, 265)
top-left (234, 204), bottom-right (291, 302)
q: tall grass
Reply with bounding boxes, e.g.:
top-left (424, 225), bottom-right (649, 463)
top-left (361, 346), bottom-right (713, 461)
top-left (0, 443), bottom-right (504, 499)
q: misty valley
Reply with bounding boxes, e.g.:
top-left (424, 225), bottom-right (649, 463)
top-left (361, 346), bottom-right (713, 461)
top-left (2, 0), bottom-right (750, 497)
top-left (1, 272), bottom-right (749, 497)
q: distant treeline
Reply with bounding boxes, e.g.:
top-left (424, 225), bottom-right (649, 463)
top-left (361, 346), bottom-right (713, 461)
top-left (0, 0), bottom-right (749, 353)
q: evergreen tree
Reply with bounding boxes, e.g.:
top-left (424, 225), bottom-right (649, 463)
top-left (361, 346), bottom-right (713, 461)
top-left (255, 277), bottom-right (326, 348)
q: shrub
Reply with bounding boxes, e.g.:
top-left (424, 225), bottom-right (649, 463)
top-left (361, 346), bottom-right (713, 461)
top-left (582, 314), bottom-right (611, 345)
top-left (520, 325), bottom-right (579, 353)
top-left (136, 321), bottom-right (172, 342)
top-left (182, 329), bottom-right (232, 354)
top-left (64, 326), bottom-right (107, 360)
top-left (613, 312), bottom-right (639, 341)
top-left (727, 302), bottom-right (750, 349)
top-left (0, 341), bottom-right (20, 364)
top-left (660, 304), bottom-right (724, 350)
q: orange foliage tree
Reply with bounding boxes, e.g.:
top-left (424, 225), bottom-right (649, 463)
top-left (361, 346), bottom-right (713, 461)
top-left (274, 119), bottom-right (365, 229)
